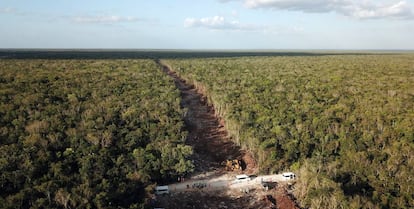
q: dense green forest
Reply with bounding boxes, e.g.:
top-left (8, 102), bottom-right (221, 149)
top-left (0, 59), bottom-right (194, 208)
top-left (164, 55), bottom-right (414, 209)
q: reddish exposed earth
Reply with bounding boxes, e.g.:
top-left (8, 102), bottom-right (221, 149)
top-left (156, 60), bottom-right (299, 209)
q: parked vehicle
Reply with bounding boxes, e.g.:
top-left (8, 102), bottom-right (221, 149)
top-left (281, 172), bottom-right (296, 181)
top-left (233, 174), bottom-right (251, 183)
top-left (155, 186), bottom-right (169, 195)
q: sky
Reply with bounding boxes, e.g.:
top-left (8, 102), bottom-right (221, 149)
top-left (0, 0), bottom-right (413, 49)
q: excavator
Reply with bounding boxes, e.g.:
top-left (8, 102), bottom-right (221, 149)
top-left (225, 159), bottom-right (242, 171)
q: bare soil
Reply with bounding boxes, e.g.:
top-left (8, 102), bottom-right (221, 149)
top-left (275, 185), bottom-right (300, 209)
top-left (156, 60), bottom-right (299, 209)
top-left (160, 61), bottom-right (256, 174)
top-left (156, 190), bottom-right (275, 209)
top-left (155, 185), bottom-right (299, 209)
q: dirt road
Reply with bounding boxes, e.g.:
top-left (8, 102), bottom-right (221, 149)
top-left (158, 60), bottom-right (256, 174)
top-left (155, 60), bottom-right (299, 209)
top-left (167, 174), bottom-right (292, 193)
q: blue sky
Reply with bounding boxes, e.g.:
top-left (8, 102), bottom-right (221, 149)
top-left (0, 0), bottom-right (413, 49)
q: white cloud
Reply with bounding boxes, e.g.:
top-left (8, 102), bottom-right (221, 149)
top-left (245, 0), bottom-right (341, 12)
top-left (342, 1), bottom-right (414, 19)
top-left (222, 0), bottom-right (414, 19)
top-left (184, 16), bottom-right (262, 31)
top-left (184, 15), bottom-right (304, 35)
top-left (73, 15), bottom-right (140, 24)
top-left (0, 7), bottom-right (14, 13)
top-left (0, 7), bottom-right (21, 15)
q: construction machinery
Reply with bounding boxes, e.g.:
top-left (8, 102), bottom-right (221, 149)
top-left (225, 159), bottom-right (242, 171)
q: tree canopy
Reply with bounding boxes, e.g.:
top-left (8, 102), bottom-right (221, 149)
top-left (0, 59), bottom-right (193, 208)
top-left (164, 55), bottom-right (414, 209)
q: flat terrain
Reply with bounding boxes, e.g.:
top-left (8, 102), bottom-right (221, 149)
top-left (153, 61), bottom-right (298, 209)
top-left (0, 49), bottom-right (383, 59)
top-left (167, 174), bottom-right (293, 193)
top-left (2, 51), bottom-right (412, 209)
top-left (0, 59), bottom-right (193, 208)
top-left (164, 55), bottom-right (414, 209)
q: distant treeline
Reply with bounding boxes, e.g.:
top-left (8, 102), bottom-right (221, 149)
top-left (0, 49), bottom-right (399, 59)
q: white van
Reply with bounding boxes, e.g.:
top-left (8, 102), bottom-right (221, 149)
top-left (155, 186), bottom-right (169, 195)
top-left (282, 172), bottom-right (296, 181)
top-left (234, 174), bottom-right (251, 183)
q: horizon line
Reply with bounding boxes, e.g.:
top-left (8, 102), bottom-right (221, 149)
top-left (1, 48), bottom-right (414, 52)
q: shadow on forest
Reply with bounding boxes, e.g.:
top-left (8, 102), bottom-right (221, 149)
top-left (335, 173), bottom-right (374, 197)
